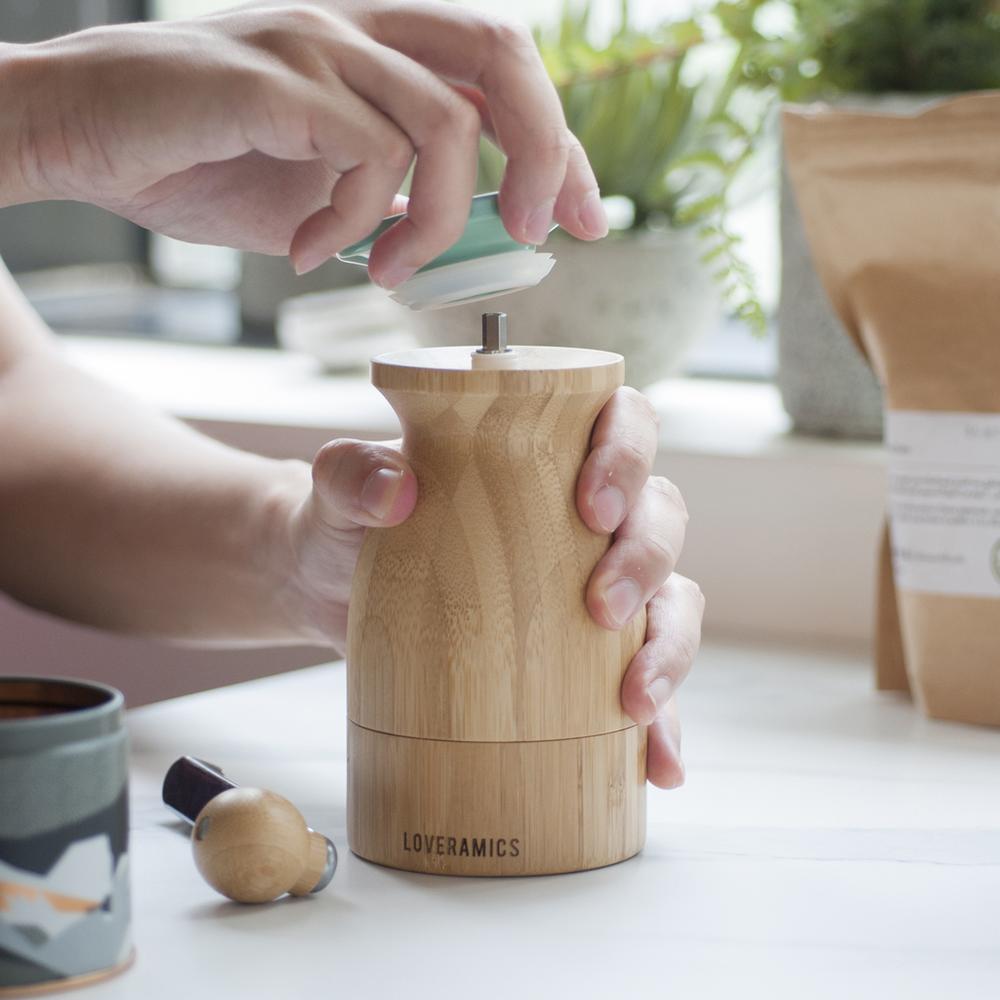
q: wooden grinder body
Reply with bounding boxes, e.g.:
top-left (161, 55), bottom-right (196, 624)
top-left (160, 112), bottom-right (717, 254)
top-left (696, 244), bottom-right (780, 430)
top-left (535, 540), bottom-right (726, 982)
top-left (347, 345), bottom-right (646, 875)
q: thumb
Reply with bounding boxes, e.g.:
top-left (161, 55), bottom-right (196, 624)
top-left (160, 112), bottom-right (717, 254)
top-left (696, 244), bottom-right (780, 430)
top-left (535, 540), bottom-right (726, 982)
top-left (310, 438), bottom-right (417, 529)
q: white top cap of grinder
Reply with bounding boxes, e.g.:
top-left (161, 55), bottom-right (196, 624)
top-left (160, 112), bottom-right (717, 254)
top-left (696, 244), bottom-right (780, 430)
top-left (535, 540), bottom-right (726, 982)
top-left (336, 193), bottom-right (555, 311)
top-left (371, 317), bottom-right (622, 378)
top-left (465, 314), bottom-right (622, 372)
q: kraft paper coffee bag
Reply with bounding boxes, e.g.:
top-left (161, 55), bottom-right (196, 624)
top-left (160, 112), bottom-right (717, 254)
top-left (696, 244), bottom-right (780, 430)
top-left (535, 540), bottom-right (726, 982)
top-left (783, 94), bottom-right (1000, 725)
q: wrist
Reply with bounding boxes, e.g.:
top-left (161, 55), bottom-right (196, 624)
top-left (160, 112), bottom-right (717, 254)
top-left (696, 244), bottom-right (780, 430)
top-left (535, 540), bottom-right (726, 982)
top-left (0, 43), bottom-right (42, 207)
top-left (253, 458), bottom-right (333, 647)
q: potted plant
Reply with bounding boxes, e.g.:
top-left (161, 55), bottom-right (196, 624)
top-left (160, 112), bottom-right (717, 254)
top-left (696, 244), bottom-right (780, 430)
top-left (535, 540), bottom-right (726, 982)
top-left (760, 0), bottom-right (1000, 438)
top-left (407, 0), bottom-right (771, 388)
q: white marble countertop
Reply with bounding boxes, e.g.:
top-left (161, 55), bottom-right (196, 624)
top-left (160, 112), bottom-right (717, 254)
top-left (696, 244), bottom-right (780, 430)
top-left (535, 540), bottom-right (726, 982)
top-left (86, 639), bottom-right (1000, 1000)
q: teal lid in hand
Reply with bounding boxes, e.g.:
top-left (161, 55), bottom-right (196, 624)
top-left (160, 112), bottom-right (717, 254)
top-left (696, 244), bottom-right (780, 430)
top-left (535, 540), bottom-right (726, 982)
top-left (339, 192), bottom-right (534, 271)
top-left (337, 193), bottom-right (558, 310)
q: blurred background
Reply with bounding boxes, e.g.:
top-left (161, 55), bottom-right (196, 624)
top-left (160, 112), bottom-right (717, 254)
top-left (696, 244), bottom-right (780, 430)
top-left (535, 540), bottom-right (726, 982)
top-left (0, 0), bottom-right (781, 374)
top-left (7, 1), bottom-right (994, 395)
top-left (4, 0), bottom-right (997, 701)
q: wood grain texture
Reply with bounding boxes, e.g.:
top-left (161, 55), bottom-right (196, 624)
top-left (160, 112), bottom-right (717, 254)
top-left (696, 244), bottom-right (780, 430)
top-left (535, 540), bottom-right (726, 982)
top-left (348, 722), bottom-right (646, 876)
top-left (191, 789), bottom-right (325, 903)
top-left (347, 346), bottom-right (646, 743)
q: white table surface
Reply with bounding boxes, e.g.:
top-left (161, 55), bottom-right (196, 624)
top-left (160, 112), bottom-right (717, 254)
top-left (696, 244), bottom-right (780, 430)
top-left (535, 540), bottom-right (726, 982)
top-left (96, 639), bottom-right (1000, 1000)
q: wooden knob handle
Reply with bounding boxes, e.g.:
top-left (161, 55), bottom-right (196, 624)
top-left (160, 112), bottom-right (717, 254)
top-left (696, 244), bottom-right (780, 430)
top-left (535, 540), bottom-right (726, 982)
top-left (191, 788), bottom-right (335, 904)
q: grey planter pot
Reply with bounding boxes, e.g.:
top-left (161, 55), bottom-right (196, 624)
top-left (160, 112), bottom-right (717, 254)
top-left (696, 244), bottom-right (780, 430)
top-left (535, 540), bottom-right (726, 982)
top-left (777, 156), bottom-right (884, 439)
top-left (405, 229), bottom-right (721, 389)
top-left (777, 94), bottom-right (944, 440)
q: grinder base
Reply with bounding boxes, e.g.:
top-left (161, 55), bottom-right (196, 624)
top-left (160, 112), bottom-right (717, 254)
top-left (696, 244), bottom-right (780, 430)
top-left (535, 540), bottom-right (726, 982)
top-left (348, 722), bottom-right (646, 876)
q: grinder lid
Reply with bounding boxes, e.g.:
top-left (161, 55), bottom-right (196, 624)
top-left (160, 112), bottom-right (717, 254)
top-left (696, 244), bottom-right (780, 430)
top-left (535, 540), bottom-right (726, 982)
top-left (337, 193), bottom-right (556, 311)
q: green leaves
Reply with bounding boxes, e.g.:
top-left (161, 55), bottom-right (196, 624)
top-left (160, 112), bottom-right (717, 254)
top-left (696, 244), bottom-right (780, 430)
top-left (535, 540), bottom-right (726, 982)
top-left (762, 0), bottom-right (1000, 98)
top-left (477, 0), bottom-right (1000, 339)
top-left (698, 222), bottom-right (767, 337)
top-left (529, 1), bottom-right (771, 229)
top-left (475, 0), bottom-right (774, 335)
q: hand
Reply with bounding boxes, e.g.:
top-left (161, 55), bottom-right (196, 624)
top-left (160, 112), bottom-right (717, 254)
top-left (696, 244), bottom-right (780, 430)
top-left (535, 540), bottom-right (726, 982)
top-left (282, 387), bottom-right (704, 790)
top-left (2, 2), bottom-right (607, 285)
top-left (575, 387), bottom-right (704, 789)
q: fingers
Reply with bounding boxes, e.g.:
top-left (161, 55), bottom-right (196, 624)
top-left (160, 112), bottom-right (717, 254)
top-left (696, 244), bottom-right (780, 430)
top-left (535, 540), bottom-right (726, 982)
top-left (287, 76), bottom-right (416, 275)
top-left (586, 475), bottom-right (688, 630)
top-left (475, 21), bottom-right (607, 243)
top-left (580, 384), bottom-right (698, 789)
top-left (292, 67), bottom-right (478, 281)
top-left (577, 386), bottom-right (660, 536)
top-left (580, 388), bottom-right (684, 633)
top-left (553, 136), bottom-right (608, 241)
top-left (450, 84), bottom-right (496, 141)
top-left (474, 21), bottom-right (606, 245)
top-left (364, 103), bottom-right (479, 288)
top-left (629, 575), bottom-right (704, 790)
top-left (309, 438), bottom-right (417, 531)
top-left (291, 155), bottom-right (411, 276)
top-left (647, 700), bottom-right (685, 790)
top-left (316, 34), bottom-right (481, 286)
top-left (620, 575), bottom-right (704, 727)
top-left (271, 13), bottom-right (478, 278)
top-left (364, 3), bottom-right (607, 243)
top-left (484, 24), bottom-right (570, 244)
top-left (263, 3), bottom-right (605, 275)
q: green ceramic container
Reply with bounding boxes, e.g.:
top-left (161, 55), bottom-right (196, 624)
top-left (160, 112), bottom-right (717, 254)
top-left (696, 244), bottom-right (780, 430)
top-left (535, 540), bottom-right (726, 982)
top-left (338, 192), bottom-right (533, 272)
top-left (0, 678), bottom-right (132, 994)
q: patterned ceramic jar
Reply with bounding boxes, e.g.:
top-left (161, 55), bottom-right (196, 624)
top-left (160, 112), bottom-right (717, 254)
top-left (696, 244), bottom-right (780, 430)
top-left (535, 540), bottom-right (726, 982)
top-left (0, 678), bottom-right (131, 995)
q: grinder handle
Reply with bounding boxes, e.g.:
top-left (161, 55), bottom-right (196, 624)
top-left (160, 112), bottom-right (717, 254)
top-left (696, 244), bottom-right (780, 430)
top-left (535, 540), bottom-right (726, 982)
top-left (162, 755), bottom-right (237, 824)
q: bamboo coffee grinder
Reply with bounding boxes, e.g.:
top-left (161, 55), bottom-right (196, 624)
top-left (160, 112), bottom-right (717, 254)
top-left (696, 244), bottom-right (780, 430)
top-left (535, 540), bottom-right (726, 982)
top-left (342, 196), bottom-right (647, 876)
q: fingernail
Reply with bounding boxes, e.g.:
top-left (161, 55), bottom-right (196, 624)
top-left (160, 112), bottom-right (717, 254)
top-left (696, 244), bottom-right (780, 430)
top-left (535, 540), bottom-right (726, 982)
top-left (592, 484), bottom-right (626, 533)
top-left (604, 577), bottom-right (641, 628)
top-left (524, 198), bottom-right (556, 245)
top-left (360, 468), bottom-right (404, 520)
top-left (579, 190), bottom-right (608, 239)
top-left (646, 677), bottom-right (673, 722)
top-left (293, 247), bottom-right (330, 276)
top-left (377, 263), bottom-right (417, 290)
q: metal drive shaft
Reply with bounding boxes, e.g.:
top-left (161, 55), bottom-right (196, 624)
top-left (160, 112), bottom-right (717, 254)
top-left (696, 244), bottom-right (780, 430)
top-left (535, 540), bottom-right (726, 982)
top-left (478, 312), bottom-right (510, 354)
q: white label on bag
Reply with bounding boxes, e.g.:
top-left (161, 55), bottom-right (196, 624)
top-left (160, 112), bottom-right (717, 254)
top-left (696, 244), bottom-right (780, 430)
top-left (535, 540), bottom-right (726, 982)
top-left (887, 410), bottom-right (1000, 598)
